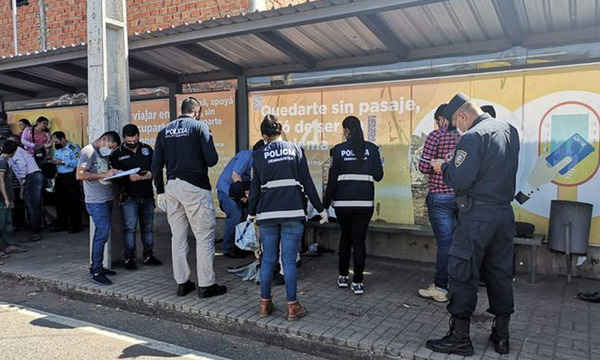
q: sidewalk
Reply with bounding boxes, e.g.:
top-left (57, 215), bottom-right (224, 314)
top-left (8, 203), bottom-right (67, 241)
top-left (1, 229), bottom-right (599, 360)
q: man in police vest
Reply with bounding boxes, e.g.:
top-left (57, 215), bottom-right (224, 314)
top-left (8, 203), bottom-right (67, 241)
top-left (426, 93), bottom-right (520, 356)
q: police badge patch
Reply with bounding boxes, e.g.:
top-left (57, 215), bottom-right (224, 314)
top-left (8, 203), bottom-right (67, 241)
top-left (454, 150), bottom-right (467, 167)
top-left (141, 148), bottom-right (150, 156)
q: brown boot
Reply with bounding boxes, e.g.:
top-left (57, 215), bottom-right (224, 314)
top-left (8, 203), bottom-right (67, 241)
top-left (286, 300), bottom-right (306, 321)
top-left (259, 298), bottom-right (274, 318)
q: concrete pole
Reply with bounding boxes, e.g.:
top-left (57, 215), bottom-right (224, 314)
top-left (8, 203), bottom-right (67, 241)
top-left (11, 0), bottom-right (18, 54)
top-left (87, 0), bottom-right (130, 269)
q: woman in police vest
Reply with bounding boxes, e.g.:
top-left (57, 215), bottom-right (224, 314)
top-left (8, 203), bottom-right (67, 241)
top-left (323, 116), bottom-right (384, 295)
top-left (248, 114), bottom-right (327, 321)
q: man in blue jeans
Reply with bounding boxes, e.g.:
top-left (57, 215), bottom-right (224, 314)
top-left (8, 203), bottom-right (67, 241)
top-left (215, 141), bottom-right (262, 258)
top-left (110, 124), bottom-right (162, 270)
top-left (76, 131), bottom-right (121, 286)
top-left (417, 104), bottom-right (460, 302)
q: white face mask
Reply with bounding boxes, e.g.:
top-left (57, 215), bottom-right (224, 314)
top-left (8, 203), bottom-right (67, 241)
top-left (99, 141), bottom-right (113, 157)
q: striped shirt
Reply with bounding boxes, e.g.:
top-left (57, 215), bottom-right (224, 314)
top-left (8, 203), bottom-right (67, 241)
top-left (418, 129), bottom-right (460, 194)
top-left (9, 146), bottom-right (41, 183)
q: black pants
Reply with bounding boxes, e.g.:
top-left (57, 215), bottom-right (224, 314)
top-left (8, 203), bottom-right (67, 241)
top-left (336, 207), bottom-right (373, 283)
top-left (54, 171), bottom-right (82, 232)
top-left (447, 204), bottom-right (514, 319)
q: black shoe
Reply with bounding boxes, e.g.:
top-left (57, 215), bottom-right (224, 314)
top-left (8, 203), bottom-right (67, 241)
top-left (490, 315), bottom-right (510, 354)
top-left (576, 290), bottom-right (600, 303)
top-left (91, 272), bottom-right (112, 286)
top-left (143, 255), bottom-right (163, 266)
top-left (177, 280), bottom-right (195, 296)
top-left (224, 251), bottom-right (246, 259)
top-left (273, 273), bottom-right (285, 286)
top-left (426, 317), bottom-right (474, 356)
top-left (124, 258), bottom-right (137, 271)
top-left (89, 267), bottom-right (117, 276)
top-left (198, 284), bottom-right (227, 298)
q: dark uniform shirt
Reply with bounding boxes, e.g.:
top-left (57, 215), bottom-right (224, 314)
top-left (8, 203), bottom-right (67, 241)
top-left (110, 142), bottom-right (154, 198)
top-left (441, 113), bottom-right (520, 205)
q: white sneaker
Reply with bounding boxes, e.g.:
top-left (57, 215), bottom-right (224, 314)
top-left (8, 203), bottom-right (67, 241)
top-left (337, 275), bottom-right (349, 288)
top-left (418, 284), bottom-right (448, 302)
top-left (351, 282), bottom-right (364, 295)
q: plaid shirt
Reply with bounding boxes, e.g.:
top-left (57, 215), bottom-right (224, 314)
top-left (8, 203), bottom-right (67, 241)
top-left (418, 129), bottom-right (460, 194)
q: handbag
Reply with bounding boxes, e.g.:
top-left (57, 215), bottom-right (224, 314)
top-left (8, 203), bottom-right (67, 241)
top-left (28, 128), bottom-right (47, 162)
top-left (235, 220), bottom-right (259, 252)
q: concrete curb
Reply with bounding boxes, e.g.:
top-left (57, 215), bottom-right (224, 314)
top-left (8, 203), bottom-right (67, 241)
top-left (1, 271), bottom-right (403, 360)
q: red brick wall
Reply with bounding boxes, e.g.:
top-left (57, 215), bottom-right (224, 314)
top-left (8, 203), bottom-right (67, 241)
top-left (1, 0), bottom-right (314, 58)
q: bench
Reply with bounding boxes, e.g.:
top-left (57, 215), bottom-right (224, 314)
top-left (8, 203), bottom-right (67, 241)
top-left (305, 222), bottom-right (544, 284)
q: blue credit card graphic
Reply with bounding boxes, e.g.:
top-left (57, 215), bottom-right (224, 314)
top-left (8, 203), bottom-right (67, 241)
top-left (545, 133), bottom-right (594, 175)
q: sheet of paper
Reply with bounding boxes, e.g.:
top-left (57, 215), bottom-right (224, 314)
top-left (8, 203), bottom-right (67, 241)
top-left (103, 167), bottom-right (141, 181)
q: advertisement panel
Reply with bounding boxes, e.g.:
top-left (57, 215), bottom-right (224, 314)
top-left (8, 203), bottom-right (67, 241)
top-left (250, 64), bottom-right (600, 245)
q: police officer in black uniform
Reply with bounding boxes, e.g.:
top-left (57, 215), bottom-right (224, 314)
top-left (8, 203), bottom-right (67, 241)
top-left (110, 124), bottom-right (162, 270)
top-left (426, 93), bottom-right (520, 356)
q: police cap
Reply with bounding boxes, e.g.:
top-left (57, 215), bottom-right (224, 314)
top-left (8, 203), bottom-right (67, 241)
top-left (442, 92), bottom-right (470, 121)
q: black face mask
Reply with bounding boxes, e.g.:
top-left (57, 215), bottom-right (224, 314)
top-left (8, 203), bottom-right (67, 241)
top-left (124, 142), bottom-right (139, 149)
top-left (54, 143), bottom-right (64, 149)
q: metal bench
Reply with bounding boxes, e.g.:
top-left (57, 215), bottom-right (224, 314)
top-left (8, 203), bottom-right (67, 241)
top-left (305, 222), bottom-right (544, 284)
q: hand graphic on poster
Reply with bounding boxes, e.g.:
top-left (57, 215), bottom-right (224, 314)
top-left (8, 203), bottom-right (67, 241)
top-left (515, 156), bottom-right (572, 204)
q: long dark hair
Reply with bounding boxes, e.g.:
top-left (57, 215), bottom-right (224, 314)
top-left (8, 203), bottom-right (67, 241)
top-left (342, 116), bottom-right (365, 161)
top-left (260, 114), bottom-right (282, 137)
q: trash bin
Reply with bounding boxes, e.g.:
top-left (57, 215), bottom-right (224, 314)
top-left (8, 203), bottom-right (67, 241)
top-left (548, 200), bottom-right (593, 255)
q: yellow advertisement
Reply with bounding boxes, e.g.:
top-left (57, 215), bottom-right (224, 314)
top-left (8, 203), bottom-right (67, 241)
top-left (250, 64), bottom-right (600, 245)
top-left (7, 106), bottom-right (89, 146)
top-left (176, 90), bottom-right (237, 215)
top-left (130, 99), bottom-right (170, 146)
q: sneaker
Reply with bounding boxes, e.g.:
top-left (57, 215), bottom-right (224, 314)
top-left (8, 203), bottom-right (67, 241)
top-left (351, 282), bottom-right (364, 295)
top-left (89, 267), bottom-right (117, 276)
top-left (337, 275), bottom-right (349, 288)
top-left (91, 272), bottom-right (112, 286)
top-left (418, 284), bottom-right (448, 302)
top-left (124, 258), bottom-right (137, 271)
top-left (143, 255), bottom-right (163, 266)
top-left (198, 283), bottom-right (227, 298)
top-left (177, 280), bottom-right (195, 296)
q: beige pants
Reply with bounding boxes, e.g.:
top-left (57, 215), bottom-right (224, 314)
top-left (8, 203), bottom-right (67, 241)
top-left (165, 179), bottom-right (216, 287)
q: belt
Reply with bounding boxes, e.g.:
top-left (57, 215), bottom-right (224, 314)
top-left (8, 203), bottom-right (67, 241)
top-left (25, 171), bottom-right (41, 177)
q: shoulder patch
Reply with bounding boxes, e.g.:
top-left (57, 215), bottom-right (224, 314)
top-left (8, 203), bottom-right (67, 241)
top-left (454, 150), bottom-right (467, 167)
top-left (141, 148), bottom-right (150, 156)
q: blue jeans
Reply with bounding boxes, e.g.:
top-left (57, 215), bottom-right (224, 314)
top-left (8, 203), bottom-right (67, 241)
top-left (426, 193), bottom-right (458, 291)
top-left (86, 201), bottom-right (113, 272)
top-left (259, 221), bottom-right (304, 302)
top-left (24, 171), bottom-right (44, 233)
top-left (218, 190), bottom-right (242, 254)
top-left (121, 197), bottom-right (154, 259)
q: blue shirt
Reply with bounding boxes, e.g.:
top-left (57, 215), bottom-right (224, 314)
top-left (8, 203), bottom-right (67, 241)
top-left (216, 150), bottom-right (253, 194)
top-left (54, 141), bottom-right (80, 173)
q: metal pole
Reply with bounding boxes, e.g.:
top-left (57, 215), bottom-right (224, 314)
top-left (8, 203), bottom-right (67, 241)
top-left (12, 0), bottom-right (18, 54)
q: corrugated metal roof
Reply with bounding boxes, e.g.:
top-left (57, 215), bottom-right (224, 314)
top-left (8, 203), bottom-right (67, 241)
top-left (0, 0), bottom-right (599, 101)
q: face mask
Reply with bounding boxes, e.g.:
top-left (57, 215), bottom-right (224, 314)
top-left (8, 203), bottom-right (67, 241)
top-left (99, 146), bottom-right (112, 157)
top-left (54, 143), bottom-right (63, 150)
top-left (124, 142), bottom-right (139, 150)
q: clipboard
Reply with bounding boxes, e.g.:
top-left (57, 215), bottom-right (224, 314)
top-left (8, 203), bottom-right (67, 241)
top-left (103, 167), bottom-right (141, 181)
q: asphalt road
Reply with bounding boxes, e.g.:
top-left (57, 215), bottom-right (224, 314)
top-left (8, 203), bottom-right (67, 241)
top-left (0, 277), bottom-right (330, 360)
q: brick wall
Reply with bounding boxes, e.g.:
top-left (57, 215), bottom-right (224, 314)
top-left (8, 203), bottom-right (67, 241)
top-left (0, 0), bottom-right (304, 58)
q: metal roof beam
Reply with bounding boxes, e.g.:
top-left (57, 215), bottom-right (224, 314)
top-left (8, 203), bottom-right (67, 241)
top-left (358, 14), bottom-right (409, 59)
top-left (495, 0), bottom-right (524, 46)
top-left (179, 71), bottom-right (237, 84)
top-left (0, 50), bottom-right (87, 72)
top-left (129, 0), bottom-right (448, 51)
top-left (0, 83), bottom-right (36, 98)
top-left (255, 31), bottom-right (317, 69)
top-left (174, 44), bottom-right (243, 75)
top-left (129, 57), bottom-right (179, 83)
top-left (4, 71), bottom-right (78, 93)
top-left (49, 63), bottom-right (88, 80)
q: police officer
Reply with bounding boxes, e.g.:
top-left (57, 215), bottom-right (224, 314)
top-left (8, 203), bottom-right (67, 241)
top-left (323, 115), bottom-right (383, 295)
top-left (110, 124), bottom-right (162, 271)
top-left (426, 93), bottom-right (520, 356)
top-left (50, 131), bottom-right (82, 233)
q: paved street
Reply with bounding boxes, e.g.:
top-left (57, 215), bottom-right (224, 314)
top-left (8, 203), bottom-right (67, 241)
top-left (1, 228), bottom-right (600, 359)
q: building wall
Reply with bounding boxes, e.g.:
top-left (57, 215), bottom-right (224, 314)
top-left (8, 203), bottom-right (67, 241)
top-left (0, 0), bottom-right (307, 57)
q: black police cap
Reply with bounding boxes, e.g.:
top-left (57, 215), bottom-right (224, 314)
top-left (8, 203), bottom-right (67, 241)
top-left (442, 93), bottom-right (470, 121)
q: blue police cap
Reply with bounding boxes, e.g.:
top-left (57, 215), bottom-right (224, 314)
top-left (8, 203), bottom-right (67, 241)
top-left (442, 93), bottom-right (470, 121)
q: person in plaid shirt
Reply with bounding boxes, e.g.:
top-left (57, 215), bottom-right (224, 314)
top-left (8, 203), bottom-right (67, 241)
top-left (417, 103), bottom-right (460, 302)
